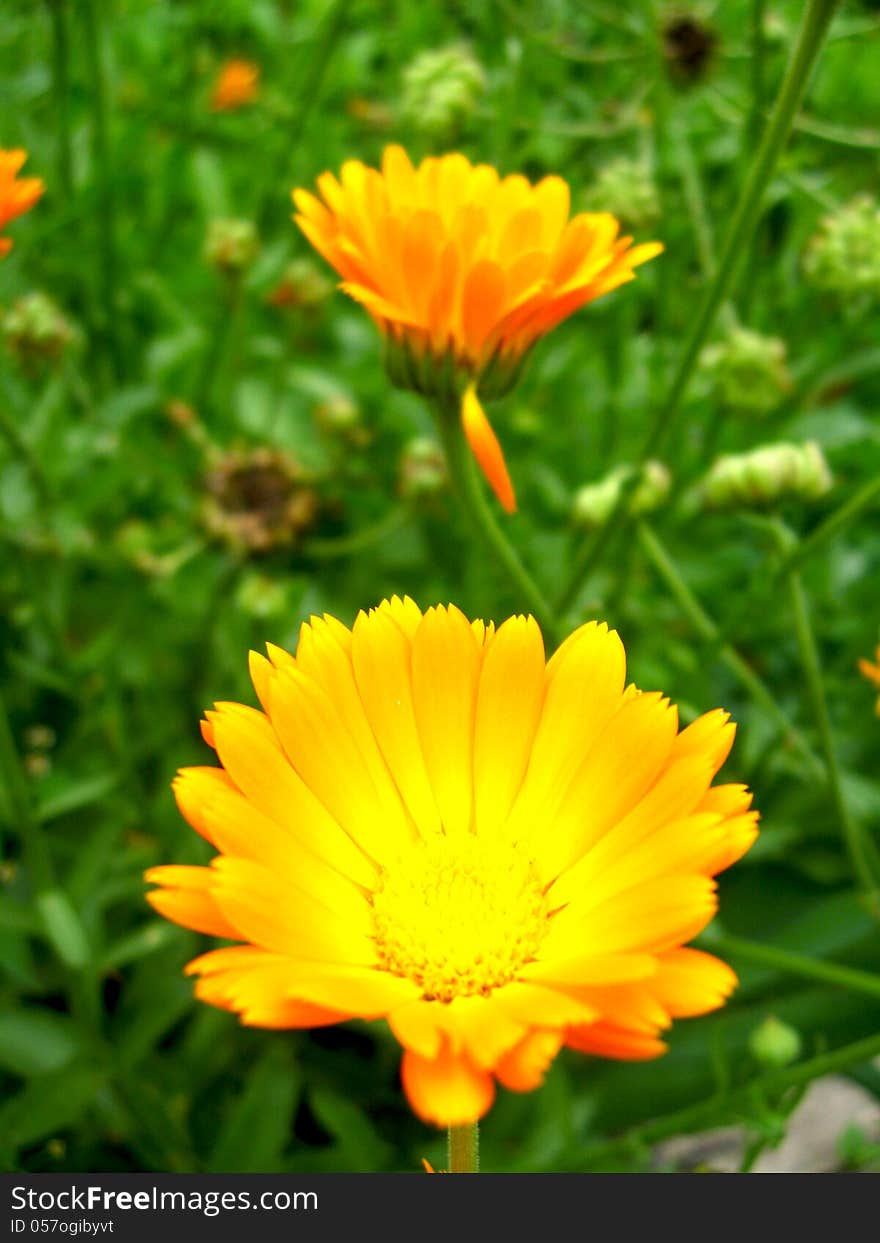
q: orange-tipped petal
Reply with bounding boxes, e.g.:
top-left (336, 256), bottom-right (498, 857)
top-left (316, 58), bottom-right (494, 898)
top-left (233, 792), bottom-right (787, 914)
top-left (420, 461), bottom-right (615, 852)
top-left (461, 383), bottom-right (516, 513)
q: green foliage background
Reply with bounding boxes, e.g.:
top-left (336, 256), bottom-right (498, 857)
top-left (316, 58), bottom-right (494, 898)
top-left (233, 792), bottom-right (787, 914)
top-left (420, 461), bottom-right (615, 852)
top-left (1, 0), bottom-right (879, 1173)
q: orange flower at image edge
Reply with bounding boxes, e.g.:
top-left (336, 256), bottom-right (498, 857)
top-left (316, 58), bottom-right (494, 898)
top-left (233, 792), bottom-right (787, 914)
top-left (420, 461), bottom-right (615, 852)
top-left (0, 149), bottom-right (43, 257)
top-left (859, 644), bottom-right (880, 715)
top-left (146, 599), bottom-right (758, 1128)
top-left (293, 147), bottom-right (662, 513)
top-left (211, 59), bottom-right (260, 111)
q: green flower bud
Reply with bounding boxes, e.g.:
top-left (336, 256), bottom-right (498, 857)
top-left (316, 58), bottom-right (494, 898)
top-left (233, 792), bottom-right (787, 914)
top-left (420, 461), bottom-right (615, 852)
top-left (313, 394), bottom-right (370, 448)
top-left (204, 218), bottom-right (259, 274)
top-left (749, 1015), bottom-right (802, 1068)
top-left (400, 44), bottom-right (485, 141)
top-left (803, 196), bottom-right (880, 301)
top-left (399, 436), bottom-right (447, 501)
top-left (701, 441), bottom-right (833, 511)
top-left (2, 291), bottom-right (77, 371)
top-left (699, 326), bottom-right (791, 416)
top-left (572, 460), bottom-right (671, 529)
top-left (268, 257), bottom-right (334, 310)
top-left (586, 158), bottom-right (660, 233)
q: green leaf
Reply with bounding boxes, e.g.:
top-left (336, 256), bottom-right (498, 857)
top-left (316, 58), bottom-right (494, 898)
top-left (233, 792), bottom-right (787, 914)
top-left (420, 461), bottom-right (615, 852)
top-left (36, 772), bottom-right (119, 824)
top-left (0, 1006), bottom-right (83, 1076)
top-left (0, 1066), bottom-right (104, 1152)
top-left (208, 1046), bottom-right (302, 1173)
top-left (35, 889), bottom-right (91, 969)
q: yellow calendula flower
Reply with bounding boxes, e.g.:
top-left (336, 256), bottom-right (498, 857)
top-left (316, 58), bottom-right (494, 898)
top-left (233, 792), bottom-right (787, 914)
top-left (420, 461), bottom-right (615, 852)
top-left (211, 59), bottom-right (260, 112)
top-left (146, 599), bottom-right (757, 1128)
top-left (0, 149), bottom-right (44, 257)
top-left (292, 147), bottom-right (662, 512)
top-left (859, 644), bottom-right (880, 716)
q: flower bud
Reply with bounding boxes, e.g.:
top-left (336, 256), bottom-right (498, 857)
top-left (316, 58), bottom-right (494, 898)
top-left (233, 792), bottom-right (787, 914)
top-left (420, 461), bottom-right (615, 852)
top-left (663, 13), bottom-right (719, 86)
top-left (202, 447), bottom-right (319, 554)
top-left (749, 1015), bottom-right (802, 1068)
top-left (803, 196), bottom-right (880, 300)
top-left (204, 218), bottom-right (259, 275)
top-left (700, 442), bottom-right (832, 511)
top-left (586, 159), bottom-right (660, 233)
top-left (267, 257), bottom-right (334, 310)
top-left (699, 327), bottom-right (791, 416)
top-left (2, 291), bottom-right (76, 370)
top-left (399, 437), bottom-right (448, 501)
top-left (572, 460), bottom-right (671, 529)
top-left (313, 394), bottom-right (370, 447)
top-left (400, 44), bottom-right (485, 141)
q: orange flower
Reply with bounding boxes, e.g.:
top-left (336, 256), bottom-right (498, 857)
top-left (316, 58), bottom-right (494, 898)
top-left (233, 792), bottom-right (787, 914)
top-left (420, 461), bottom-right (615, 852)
top-left (858, 644), bottom-right (880, 716)
top-left (146, 598), bottom-right (757, 1129)
top-left (293, 147), bottom-right (662, 510)
top-left (211, 60), bottom-right (260, 112)
top-left (0, 149), bottom-right (44, 257)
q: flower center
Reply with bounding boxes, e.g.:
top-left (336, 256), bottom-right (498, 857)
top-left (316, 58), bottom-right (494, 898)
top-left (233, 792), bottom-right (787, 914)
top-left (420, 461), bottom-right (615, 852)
top-left (371, 834), bottom-right (549, 1003)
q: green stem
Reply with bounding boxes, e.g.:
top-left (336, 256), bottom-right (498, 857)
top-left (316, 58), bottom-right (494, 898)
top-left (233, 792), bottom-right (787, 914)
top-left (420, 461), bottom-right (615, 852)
top-left (707, 933), bottom-right (880, 1000)
top-left (0, 684), bottom-right (52, 888)
top-left (772, 475), bottom-right (880, 579)
top-left (195, 273), bottom-right (243, 415)
top-left (80, 0), bottom-right (122, 380)
top-left (433, 400), bottom-right (559, 646)
top-left (0, 398), bottom-right (53, 511)
top-left (557, 0), bottom-right (843, 613)
top-left (47, 0), bottom-right (74, 198)
top-left (577, 1031), bottom-right (880, 1170)
top-left (447, 1123), bottom-right (479, 1173)
top-left (772, 521), bottom-right (880, 908)
top-left (257, 0), bottom-right (351, 229)
top-left (745, 0), bottom-right (768, 156)
top-left (302, 506), bottom-right (408, 560)
top-left (636, 521), bottom-right (823, 778)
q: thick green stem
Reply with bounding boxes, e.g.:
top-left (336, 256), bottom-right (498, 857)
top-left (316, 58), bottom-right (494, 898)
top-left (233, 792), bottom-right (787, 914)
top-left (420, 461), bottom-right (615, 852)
top-left (636, 522), bottom-right (823, 778)
top-left (772, 522), bottom-right (880, 909)
top-left (707, 933), bottom-right (880, 1000)
top-left (557, 0), bottom-right (843, 613)
top-left (447, 1123), bottom-right (479, 1173)
top-left (47, 0), bottom-right (74, 198)
top-left (80, 0), bottom-right (122, 380)
top-left (433, 400), bottom-right (559, 646)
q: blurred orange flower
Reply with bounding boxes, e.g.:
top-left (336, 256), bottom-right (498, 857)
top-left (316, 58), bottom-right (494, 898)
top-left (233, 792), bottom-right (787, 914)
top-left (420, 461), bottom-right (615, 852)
top-left (293, 146), bottom-right (661, 510)
top-left (211, 60), bottom-right (260, 112)
top-left (858, 644), bottom-right (880, 716)
top-left (0, 149), bottom-right (44, 257)
top-left (146, 598), bottom-right (756, 1128)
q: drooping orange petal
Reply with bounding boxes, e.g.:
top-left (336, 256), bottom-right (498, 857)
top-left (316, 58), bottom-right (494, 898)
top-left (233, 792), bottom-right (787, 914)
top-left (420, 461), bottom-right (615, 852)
top-left (461, 383), bottom-right (516, 513)
top-left (401, 1043), bottom-right (495, 1127)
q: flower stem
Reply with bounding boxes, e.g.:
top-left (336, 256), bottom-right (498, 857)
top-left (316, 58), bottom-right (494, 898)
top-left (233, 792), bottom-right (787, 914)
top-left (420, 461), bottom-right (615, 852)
top-left (575, 1030), bottom-right (880, 1170)
top-left (770, 520), bottom-right (880, 910)
top-left (433, 400), bottom-right (559, 647)
top-left (80, 0), bottom-right (123, 381)
top-left (636, 521), bottom-right (823, 778)
top-left (0, 397), bottom-right (53, 511)
top-left (46, 0), bottom-right (74, 198)
top-left (706, 933), bottom-right (880, 1001)
top-left (447, 1123), bottom-right (479, 1173)
top-left (771, 475), bottom-right (880, 580)
top-left (557, 0), bottom-right (843, 613)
